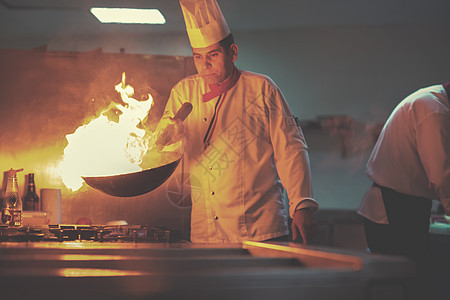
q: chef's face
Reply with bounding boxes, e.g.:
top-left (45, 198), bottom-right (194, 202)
top-left (192, 42), bottom-right (238, 85)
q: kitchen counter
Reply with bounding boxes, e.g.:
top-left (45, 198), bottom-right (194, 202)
top-left (0, 240), bottom-right (414, 300)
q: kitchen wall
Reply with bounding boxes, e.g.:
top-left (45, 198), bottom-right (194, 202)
top-left (2, 24), bottom-right (450, 224)
top-left (235, 26), bottom-right (450, 210)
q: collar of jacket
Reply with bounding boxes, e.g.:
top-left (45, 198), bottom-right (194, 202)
top-left (202, 67), bottom-right (241, 102)
top-left (443, 82), bottom-right (450, 101)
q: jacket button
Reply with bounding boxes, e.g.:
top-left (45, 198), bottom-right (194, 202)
top-left (210, 191), bottom-right (215, 195)
top-left (203, 117), bottom-right (208, 122)
top-left (214, 216), bottom-right (219, 220)
top-left (208, 166), bottom-right (212, 170)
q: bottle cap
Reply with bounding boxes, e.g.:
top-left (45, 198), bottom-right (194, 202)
top-left (7, 168), bottom-right (24, 177)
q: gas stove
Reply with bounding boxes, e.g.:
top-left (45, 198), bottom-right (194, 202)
top-left (0, 224), bottom-right (178, 243)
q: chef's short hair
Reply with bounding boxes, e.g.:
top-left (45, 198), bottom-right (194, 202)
top-left (218, 34), bottom-right (235, 53)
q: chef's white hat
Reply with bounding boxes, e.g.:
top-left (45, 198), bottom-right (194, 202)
top-left (180, 0), bottom-right (231, 48)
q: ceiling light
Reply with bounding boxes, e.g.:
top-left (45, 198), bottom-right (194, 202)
top-left (90, 7), bottom-right (166, 24)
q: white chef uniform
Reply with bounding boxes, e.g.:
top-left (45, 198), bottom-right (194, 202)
top-left (358, 84), bottom-right (450, 223)
top-left (164, 69), bottom-right (317, 243)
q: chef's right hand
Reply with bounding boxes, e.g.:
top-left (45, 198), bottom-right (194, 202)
top-left (155, 115), bottom-right (185, 146)
top-left (167, 117), bottom-right (185, 143)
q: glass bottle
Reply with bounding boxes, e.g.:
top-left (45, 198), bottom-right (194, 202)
top-left (23, 173), bottom-right (39, 211)
top-left (1, 168), bottom-right (23, 226)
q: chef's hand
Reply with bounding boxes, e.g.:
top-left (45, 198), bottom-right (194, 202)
top-left (154, 116), bottom-right (185, 146)
top-left (167, 117), bottom-right (185, 142)
top-left (156, 115), bottom-right (183, 134)
top-left (291, 207), bottom-right (317, 244)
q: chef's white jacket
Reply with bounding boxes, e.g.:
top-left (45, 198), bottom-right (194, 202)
top-left (164, 70), bottom-right (317, 243)
top-left (358, 85), bottom-right (450, 224)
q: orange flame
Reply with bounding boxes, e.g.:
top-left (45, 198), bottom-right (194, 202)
top-left (60, 73), bottom-right (153, 191)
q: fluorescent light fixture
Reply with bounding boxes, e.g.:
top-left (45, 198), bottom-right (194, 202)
top-left (90, 7), bottom-right (166, 24)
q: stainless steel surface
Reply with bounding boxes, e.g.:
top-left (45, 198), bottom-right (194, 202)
top-left (82, 158), bottom-right (181, 197)
top-left (0, 240), bottom-right (415, 300)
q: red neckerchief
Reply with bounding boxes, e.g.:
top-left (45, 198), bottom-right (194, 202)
top-left (202, 67), bottom-right (241, 102)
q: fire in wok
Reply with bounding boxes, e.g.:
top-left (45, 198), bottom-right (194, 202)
top-left (59, 73), bottom-right (191, 197)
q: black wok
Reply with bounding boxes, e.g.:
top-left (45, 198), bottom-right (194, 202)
top-left (82, 158), bottom-right (181, 197)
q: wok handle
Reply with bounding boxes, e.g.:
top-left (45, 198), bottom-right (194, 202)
top-left (173, 102), bottom-right (193, 121)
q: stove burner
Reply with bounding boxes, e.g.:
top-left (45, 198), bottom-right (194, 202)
top-left (0, 224), bottom-right (175, 243)
top-left (0, 225), bottom-right (45, 242)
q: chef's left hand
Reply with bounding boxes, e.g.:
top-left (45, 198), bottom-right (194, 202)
top-left (291, 208), bottom-right (317, 244)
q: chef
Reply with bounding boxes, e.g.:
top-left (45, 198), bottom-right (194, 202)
top-left (358, 83), bottom-right (450, 275)
top-left (161, 0), bottom-right (318, 243)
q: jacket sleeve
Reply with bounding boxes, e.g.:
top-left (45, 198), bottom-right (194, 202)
top-left (265, 82), bottom-right (318, 218)
top-left (155, 84), bottom-right (185, 135)
top-left (164, 85), bottom-right (184, 119)
top-left (416, 111), bottom-right (450, 214)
